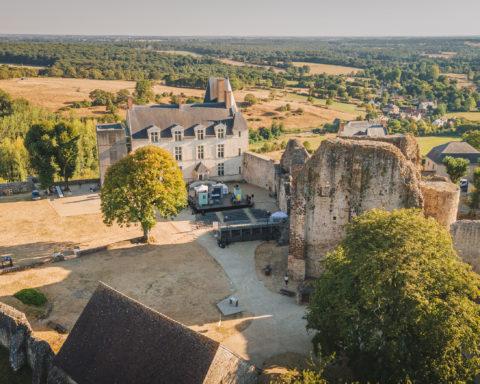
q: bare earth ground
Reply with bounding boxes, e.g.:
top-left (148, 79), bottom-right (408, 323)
top-left (0, 183), bottom-right (310, 372)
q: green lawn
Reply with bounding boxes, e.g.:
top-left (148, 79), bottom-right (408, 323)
top-left (0, 347), bottom-right (32, 384)
top-left (284, 93), bottom-right (365, 116)
top-left (416, 136), bottom-right (461, 156)
top-left (445, 112), bottom-right (480, 122)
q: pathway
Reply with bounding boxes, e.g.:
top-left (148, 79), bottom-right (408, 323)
top-left (197, 233), bottom-right (312, 366)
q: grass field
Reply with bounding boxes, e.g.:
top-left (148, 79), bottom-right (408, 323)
top-left (444, 73), bottom-right (475, 89)
top-left (250, 134), bottom-right (460, 159)
top-left (446, 112), bottom-right (480, 122)
top-left (416, 136), bottom-right (461, 155)
top-left (292, 62), bottom-right (361, 75)
top-left (156, 50), bottom-right (202, 57)
top-left (0, 77), bottom-right (360, 130)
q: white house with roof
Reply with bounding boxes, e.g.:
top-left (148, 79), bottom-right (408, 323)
top-left (97, 78), bottom-right (249, 183)
top-left (338, 121), bottom-right (387, 137)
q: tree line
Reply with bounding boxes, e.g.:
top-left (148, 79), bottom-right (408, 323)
top-left (0, 89), bottom-right (98, 184)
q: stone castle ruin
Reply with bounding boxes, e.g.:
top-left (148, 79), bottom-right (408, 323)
top-left (285, 136), bottom-right (461, 280)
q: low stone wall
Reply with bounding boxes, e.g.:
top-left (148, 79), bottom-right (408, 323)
top-left (0, 302), bottom-right (54, 384)
top-left (0, 180), bottom-right (34, 196)
top-left (242, 152), bottom-right (278, 193)
top-left (451, 220), bottom-right (480, 272)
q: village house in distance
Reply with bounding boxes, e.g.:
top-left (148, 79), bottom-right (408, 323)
top-left (96, 78), bottom-right (249, 184)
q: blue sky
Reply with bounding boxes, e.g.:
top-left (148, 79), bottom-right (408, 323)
top-left (2, 0), bottom-right (479, 36)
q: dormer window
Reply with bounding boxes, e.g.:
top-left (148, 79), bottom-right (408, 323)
top-left (217, 128), bottom-right (225, 139)
top-left (197, 130), bottom-right (204, 140)
top-left (150, 131), bottom-right (159, 143)
top-left (174, 131), bottom-right (182, 142)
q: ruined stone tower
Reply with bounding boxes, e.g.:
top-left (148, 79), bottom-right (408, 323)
top-left (288, 136), bottom-right (459, 281)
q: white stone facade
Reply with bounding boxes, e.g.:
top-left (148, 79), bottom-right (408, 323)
top-left (131, 127), bottom-right (248, 182)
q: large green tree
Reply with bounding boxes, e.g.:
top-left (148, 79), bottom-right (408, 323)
top-left (134, 80), bottom-right (154, 104)
top-left (443, 156), bottom-right (470, 183)
top-left (463, 130), bottom-right (480, 151)
top-left (307, 209), bottom-right (480, 384)
top-left (25, 122), bottom-right (56, 187)
top-left (101, 146), bottom-right (187, 240)
top-left (53, 122), bottom-right (79, 189)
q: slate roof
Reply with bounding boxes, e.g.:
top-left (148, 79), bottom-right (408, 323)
top-left (96, 123), bottom-right (124, 131)
top-left (427, 141), bottom-right (480, 164)
top-left (53, 283), bottom-right (223, 384)
top-left (127, 104), bottom-right (247, 140)
top-left (339, 121), bottom-right (387, 137)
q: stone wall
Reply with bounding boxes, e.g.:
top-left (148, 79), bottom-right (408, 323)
top-left (0, 180), bottom-right (34, 196)
top-left (288, 138), bottom-right (424, 280)
top-left (242, 152), bottom-right (278, 193)
top-left (0, 302), bottom-right (54, 384)
top-left (451, 220), bottom-right (480, 272)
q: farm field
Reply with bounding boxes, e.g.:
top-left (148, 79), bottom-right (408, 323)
top-left (292, 62), bottom-right (361, 75)
top-left (446, 111), bottom-right (480, 122)
top-left (0, 77), bottom-right (362, 130)
top-left (0, 77), bottom-right (204, 117)
top-left (156, 50), bottom-right (202, 57)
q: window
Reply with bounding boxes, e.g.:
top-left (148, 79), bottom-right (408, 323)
top-left (175, 147), bottom-right (182, 161)
top-left (150, 132), bottom-right (159, 143)
top-left (217, 128), bottom-right (225, 139)
top-left (174, 131), bottom-right (182, 142)
top-left (217, 144), bottom-right (225, 158)
top-left (238, 131), bottom-right (242, 138)
top-left (238, 166), bottom-right (242, 175)
top-left (217, 163), bottom-right (225, 176)
top-left (197, 130), bottom-right (204, 140)
top-left (238, 148), bottom-right (242, 156)
top-left (197, 145), bottom-right (204, 160)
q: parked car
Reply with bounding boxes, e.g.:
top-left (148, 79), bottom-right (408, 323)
top-left (460, 179), bottom-right (469, 193)
top-left (31, 189), bottom-right (41, 200)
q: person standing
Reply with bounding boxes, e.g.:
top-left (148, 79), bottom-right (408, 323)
top-left (284, 272), bottom-right (289, 287)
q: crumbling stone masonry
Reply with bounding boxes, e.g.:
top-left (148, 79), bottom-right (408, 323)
top-left (451, 220), bottom-right (480, 273)
top-left (288, 137), bottom-right (459, 280)
top-left (0, 302), bottom-right (55, 384)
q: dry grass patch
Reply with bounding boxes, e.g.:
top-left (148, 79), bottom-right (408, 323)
top-left (292, 62), bottom-right (361, 75)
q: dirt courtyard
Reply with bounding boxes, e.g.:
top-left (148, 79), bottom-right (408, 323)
top-left (0, 183), bottom-right (280, 359)
top-left (0, 239), bottom-right (241, 353)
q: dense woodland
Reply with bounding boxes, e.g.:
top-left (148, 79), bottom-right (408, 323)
top-left (0, 36), bottom-right (480, 182)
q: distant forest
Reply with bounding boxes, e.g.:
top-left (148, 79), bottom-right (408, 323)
top-left (0, 36), bottom-right (479, 112)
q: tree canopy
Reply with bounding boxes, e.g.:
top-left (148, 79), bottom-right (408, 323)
top-left (100, 146), bottom-right (187, 240)
top-left (307, 209), bottom-right (480, 384)
top-left (442, 156), bottom-right (470, 183)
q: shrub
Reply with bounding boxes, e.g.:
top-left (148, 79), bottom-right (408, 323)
top-left (243, 93), bottom-right (258, 106)
top-left (14, 288), bottom-right (47, 307)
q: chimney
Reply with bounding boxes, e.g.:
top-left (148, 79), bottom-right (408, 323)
top-left (225, 90), bottom-right (232, 110)
top-left (217, 78), bottom-right (226, 102)
top-left (127, 97), bottom-right (134, 110)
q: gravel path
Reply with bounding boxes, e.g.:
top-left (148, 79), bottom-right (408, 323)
top-left (197, 233), bottom-right (312, 366)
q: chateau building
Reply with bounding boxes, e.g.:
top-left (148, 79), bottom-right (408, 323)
top-left (97, 77), bottom-right (249, 183)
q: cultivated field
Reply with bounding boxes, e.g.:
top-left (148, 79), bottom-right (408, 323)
top-left (292, 62), bottom-right (361, 75)
top-left (446, 111), bottom-right (480, 122)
